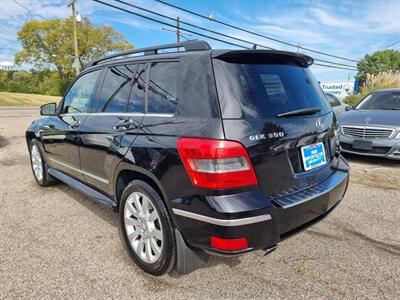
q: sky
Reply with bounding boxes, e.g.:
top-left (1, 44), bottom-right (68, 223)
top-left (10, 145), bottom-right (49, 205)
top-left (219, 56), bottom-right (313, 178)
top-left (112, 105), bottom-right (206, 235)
top-left (0, 0), bottom-right (399, 81)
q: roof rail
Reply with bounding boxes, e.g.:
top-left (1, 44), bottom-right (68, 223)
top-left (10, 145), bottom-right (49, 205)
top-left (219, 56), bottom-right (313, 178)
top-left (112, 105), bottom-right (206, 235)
top-left (86, 40), bottom-right (211, 68)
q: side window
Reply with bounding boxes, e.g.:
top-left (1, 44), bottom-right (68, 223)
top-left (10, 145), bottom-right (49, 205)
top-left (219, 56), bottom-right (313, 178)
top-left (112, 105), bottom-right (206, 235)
top-left (63, 70), bottom-right (101, 113)
top-left (97, 65), bottom-right (135, 112)
top-left (147, 62), bottom-right (179, 114)
top-left (127, 64), bottom-right (146, 113)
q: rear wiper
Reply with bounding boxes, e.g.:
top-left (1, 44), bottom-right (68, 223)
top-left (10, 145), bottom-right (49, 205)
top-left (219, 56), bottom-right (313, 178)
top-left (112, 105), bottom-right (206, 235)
top-left (276, 107), bottom-right (321, 118)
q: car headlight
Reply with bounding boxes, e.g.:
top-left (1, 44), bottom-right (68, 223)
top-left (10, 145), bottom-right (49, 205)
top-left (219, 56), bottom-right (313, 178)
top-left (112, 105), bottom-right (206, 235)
top-left (396, 132), bottom-right (400, 139)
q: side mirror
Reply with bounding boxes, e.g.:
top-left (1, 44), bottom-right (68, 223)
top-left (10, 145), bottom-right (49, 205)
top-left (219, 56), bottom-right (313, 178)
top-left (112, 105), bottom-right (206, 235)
top-left (40, 103), bottom-right (57, 116)
top-left (345, 105), bottom-right (352, 111)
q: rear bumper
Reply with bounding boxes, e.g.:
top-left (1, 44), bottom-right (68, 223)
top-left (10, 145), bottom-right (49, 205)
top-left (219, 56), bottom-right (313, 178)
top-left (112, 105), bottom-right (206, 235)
top-left (339, 134), bottom-right (400, 160)
top-left (171, 155), bottom-right (350, 255)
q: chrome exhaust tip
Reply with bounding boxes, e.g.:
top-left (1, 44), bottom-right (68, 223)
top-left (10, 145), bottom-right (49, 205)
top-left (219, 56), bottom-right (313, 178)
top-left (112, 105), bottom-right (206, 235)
top-left (254, 244), bottom-right (278, 257)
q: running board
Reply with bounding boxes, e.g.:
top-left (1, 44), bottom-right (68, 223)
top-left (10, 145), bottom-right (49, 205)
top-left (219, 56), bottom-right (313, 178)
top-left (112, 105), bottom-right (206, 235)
top-left (48, 168), bottom-right (116, 208)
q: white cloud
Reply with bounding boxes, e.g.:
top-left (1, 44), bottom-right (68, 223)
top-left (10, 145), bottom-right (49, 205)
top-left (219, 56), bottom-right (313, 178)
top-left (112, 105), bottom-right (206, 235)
top-left (253, 24), bottom-right (330, 45)
top-left (310, 8), bottom-right (362, 29)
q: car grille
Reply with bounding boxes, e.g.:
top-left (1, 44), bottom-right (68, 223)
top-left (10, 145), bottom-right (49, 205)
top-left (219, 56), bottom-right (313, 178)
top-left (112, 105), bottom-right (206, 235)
top-left (341, 126), bottom-right (394, 139)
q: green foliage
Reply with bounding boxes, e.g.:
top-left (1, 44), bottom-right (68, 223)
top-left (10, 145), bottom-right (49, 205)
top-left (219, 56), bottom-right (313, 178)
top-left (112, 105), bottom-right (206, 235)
top-left (0, 70), bottom-right (62, 95)
top-left (344, 71), bottom-right (400, 106)
top-left (15, 17), bottom-right (133, 92)
top-left (343, 94), bottom-right (360, 106)
top-left (356, 50), bottom-right (400, 86)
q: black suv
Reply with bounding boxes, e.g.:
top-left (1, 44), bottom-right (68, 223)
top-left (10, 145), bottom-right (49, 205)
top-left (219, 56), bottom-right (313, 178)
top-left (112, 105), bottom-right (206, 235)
top-left (26, 41), bottom-right (349, 276)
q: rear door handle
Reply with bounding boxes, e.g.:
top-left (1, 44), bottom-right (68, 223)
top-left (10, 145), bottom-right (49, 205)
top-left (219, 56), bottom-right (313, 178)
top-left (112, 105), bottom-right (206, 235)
top-left (113, 117), bottom-right (134, 131)
top-left (69, 120), bottom-right (81, 129)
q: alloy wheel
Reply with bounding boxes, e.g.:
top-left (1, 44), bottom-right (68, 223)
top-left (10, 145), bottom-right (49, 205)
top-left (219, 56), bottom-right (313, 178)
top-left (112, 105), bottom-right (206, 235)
top-left (31, 144), bottom-right (43, 182)
top-left (124, 192), bottom-right (163, 264)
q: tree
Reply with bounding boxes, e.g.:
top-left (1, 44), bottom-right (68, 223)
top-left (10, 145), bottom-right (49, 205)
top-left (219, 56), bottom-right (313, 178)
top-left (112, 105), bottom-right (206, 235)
top-left (15, 18), bottom-right (133, 92)
top-left (357, 49), bottom-right (400, 86)
top-left (0, 69), bottom-right (63, 95)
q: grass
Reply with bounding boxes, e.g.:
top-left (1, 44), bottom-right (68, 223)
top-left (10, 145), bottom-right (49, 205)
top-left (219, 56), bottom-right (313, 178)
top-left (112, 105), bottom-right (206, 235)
top-left (0, 92), bottom-right (61, 107)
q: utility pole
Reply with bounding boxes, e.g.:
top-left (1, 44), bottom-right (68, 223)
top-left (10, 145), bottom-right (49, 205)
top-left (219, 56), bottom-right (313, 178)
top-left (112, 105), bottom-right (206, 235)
top-left (68, 0), bottom-right (81, 75)
top-left (176, 17), bottom-right (180, 44)
top-left (297, 42), bottom-right (303, 53)
top-left (161, 25), bottom-right (191, 44)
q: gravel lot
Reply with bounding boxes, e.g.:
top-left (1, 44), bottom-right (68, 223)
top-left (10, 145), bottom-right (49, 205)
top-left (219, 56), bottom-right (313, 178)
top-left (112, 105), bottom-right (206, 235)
top-left (1, 113), bottom-right (399, 299)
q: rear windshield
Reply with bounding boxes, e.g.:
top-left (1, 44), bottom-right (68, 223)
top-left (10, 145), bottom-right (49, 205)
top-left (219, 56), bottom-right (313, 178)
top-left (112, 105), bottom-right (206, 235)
top-left (355, 91), bottom-right (400, 110)
top-left (213, 60), bottom-right (330, 119)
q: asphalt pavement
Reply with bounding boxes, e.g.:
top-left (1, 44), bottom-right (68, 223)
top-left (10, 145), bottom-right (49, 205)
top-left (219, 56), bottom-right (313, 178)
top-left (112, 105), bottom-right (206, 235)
top-left (0, 107), bottom-right (39, 117)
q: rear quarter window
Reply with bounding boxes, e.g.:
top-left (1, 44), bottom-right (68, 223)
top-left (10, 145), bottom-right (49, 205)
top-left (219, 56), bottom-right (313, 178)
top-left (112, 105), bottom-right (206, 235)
top-left (147, 62), bottom-right (179, 114)
top-left (213, 60), bottom-right (330, 119)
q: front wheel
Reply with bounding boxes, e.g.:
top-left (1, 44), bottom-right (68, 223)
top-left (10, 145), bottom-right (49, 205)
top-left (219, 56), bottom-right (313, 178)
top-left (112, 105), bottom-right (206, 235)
top-left (29, 139), bottom-right (56, 187)
top-left (119, 180), bottom-right (176, 276)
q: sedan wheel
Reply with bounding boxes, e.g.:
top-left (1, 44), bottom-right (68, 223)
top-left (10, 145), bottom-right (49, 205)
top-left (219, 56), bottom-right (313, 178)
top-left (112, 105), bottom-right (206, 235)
top-left (124, 192), bottom-right (163, 264)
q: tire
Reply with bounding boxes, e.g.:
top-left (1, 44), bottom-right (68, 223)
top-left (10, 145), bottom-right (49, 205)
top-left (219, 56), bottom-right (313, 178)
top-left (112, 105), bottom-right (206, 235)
top-left (29, 139), bottom-right (57, 187)
top-left (119, 180), bottom-right (176, 276)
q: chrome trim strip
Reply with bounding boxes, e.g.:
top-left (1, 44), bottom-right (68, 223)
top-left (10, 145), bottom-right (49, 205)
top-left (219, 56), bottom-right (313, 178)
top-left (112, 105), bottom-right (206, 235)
top-left (59, 113), bottom-right (90, 116)
top-left (81, 170), bottom-right (109, 184)
top-left (59, 112), bottom-right (173, 117)
top-left (172, 209), bottom-right (271, 226)
top-left (90, 112), bottom-right (145, 117)
top-left (48, 157), bottom-right (81, 173)
top-left (48, 158), bottom-right (109, 184)
top-left (145, 113), bottom-right (174, 118)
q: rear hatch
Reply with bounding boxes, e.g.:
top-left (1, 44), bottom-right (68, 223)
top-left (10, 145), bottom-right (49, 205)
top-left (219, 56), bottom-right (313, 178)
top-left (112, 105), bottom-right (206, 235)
top-left (213, 51), bottom-right (338, 200)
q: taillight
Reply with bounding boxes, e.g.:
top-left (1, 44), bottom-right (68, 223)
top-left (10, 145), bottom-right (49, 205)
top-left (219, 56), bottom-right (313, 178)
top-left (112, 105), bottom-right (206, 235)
top-left (211, 236), bottom-right (249, 251)
top-left (177, 138), bottom-right (258, 189)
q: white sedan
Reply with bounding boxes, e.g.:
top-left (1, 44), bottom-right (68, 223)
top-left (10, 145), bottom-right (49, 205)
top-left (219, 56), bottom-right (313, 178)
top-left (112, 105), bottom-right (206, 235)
top-left (324, 93), bottom-right (350, 117)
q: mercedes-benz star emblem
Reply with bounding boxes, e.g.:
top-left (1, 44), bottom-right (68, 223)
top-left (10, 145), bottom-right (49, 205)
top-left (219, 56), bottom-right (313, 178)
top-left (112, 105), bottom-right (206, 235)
top-left (316, 118), bottom-right (322, 128)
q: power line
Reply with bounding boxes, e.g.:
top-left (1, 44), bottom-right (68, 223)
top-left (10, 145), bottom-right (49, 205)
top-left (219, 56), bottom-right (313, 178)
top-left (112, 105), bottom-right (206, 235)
top-left (11, 0), bottom-right (47, 20)
top-left (383, 40), bottom-right (400, 50)
top-left (93, 0), bottom-right (357, 71)
top-left (0, 24), bottom-right (18, 36)
top-left (312, 58), bottom-right (357, 69)
top-left (313, 63), bottom-right (357, 71)
top-left (112, 0), bottom-right (273, 49)
top-left (93, 0), bottom-right (249, 49)
top-left (109, 0), bottom-right (356, 69)
top-left (155, 0), bottom-right (359, 63)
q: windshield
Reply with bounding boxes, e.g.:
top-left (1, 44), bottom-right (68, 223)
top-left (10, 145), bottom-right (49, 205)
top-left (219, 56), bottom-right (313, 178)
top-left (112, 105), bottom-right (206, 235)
top-left (356, 91), bottom-right (400, 110)
top-left (213, 60), bottom-right (330, 119)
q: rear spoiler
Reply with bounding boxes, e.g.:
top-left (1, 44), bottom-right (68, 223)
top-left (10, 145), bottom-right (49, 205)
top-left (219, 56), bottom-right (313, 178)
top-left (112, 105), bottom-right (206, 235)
top-left (212, 50), bottom-right (314, 67)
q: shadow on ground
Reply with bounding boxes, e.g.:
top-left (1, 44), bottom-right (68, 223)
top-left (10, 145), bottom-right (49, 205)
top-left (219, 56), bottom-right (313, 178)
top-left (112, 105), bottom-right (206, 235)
top-left (54, 184), bottom-right (119, 227)
top-left (0, 135), bottom-right (10, 148)
top-left (53, 182), bottom-right (244, 276)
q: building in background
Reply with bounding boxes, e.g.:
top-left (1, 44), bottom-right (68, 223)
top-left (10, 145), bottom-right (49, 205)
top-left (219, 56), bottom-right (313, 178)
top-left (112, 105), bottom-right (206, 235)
top-left (0, 61), bottom-right (15, 71)
top-left (319, 80), bottom-right (358, 99)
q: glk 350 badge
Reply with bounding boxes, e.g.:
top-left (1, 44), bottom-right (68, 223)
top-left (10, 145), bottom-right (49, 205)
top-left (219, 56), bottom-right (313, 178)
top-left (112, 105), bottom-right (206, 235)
top-left (249, 132), bottom-right (285, 141)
